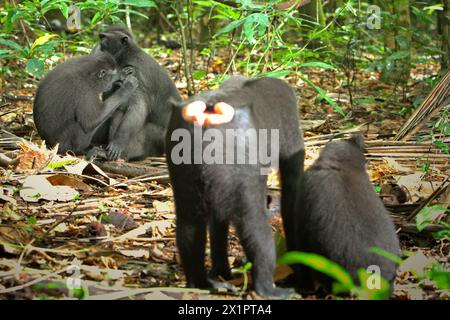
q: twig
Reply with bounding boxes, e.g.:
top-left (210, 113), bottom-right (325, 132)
top-left (0, 108), bottom-right (20, 118)
top-left (172, 3), bottom-right (194, 95)
top-left (0, 268), bottom-right (67, 294)
top-left (11, 0), bottom-right (31, 47)
top-left (86, 287), bottom-right (209, 300)
top-left (2, 94), bottom-right (33, 101)
top-left (405, 177), bottom-right (449, 222)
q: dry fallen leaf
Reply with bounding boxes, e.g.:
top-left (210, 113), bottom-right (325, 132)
top-left (0, 187), bottom-right (17, 205)
top-left (119, 249), bottom-right (149, 259)
top-left (397, 173), bottom-right (442, 202)
top-left (153, 200), bottom-right (174, 214)
top-left (145, 291), bottom-right (176, 300)
top-left (15, 141), bottom-right (53, 172)
top-left (399, 252), bottom-right (434, 277)
top-left (20, 175), bottom-right (79, 202)
top-left (383, 157), bottom-right (411, 173)
top-left (65, 161), bottom-right (123, 186)
top-left (47, 174), bottom-right (92, 191)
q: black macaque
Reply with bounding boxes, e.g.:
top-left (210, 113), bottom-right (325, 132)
top-left (293, 135), bottom-right (400, 292)
top-left (90, 25), bottom-right (181, 161)
top-left (88, 65), bottom-right (137, 158)
top-left (166, 76), bottom-right (304, 298)
top-left (33, 53), bottom-right (138, 155)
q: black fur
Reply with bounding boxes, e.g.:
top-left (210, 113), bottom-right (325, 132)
top-left (33, 53), bottom-right (138, 155)
top-left (166, 76), bottom-right (304, 298)
top-left (293, 135), bottom-right (400, 291)
top-left (91, 25), bottom-right (181, 161)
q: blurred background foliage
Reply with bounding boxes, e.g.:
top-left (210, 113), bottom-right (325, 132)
top-left (0, 0), bottom-right (449, 104)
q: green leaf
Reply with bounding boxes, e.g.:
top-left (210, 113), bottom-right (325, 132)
top-left (121, 0), bottom-right (156, 8)
top-left (91, 12), bottom-right (103, 25)
top-left (299, 75), bottom-right (345, 116)
top-left (21, 226), bottom-right (33, 233)
top-left (299, 62), bottom-right (337, 70)
top-left (428, 265), bottom-right (450, 290)
top-left (216, 18), bottom-right (246, 35)
top-left (278, 251), bottom-right (355, 290)
top-left (70, 286), bottom-right (89, 300)
top-left (241, 13), bottom-right (269, 43)
top-left (243, 16), bottom-right (255, 43)
top-left (57, 2), bottom-right (70, 19)
top-left (368, 247), bottom-right (403, 265)
top-left (433, 140), bottom-right (449, 153)
top-left (388, 50), bottom-right (410, 61)
top-left (4, 9), bottom-right (21, 33)
top-left (423, 4), bottom-right (444, 14)
top-left (33, 282), bottom-right (66, 290)
top-left (257, 69), bottom-right (292, 78)
top-left (116, 9), bottom-right (149, 19)
top-left (26, 58), bottom-right (45, 77)
top-left (0, 49), bottom-right (11, 57)
top-left (31, 34), bottom-right (58, 50)
top-left (0, 38), bottom-right (24, 52)
top-left (27, 216), bottom-right (38, 225)
top-left (46, 159), bottom-right (78, 169)
top-left (243, 262), bottom-right (253, 272)
top-left (433, 223), bottom-right (450, 241)
top-left (192, 70), bottom-right (207, 80)
top-left (416, 205), bottom-right (446, 231)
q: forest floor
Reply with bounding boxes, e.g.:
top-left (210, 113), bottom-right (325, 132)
top-left (0, 48), bottom-right (449, 300)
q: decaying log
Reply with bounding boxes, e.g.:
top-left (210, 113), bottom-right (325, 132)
top-left (399, 223), bottom-right (446, 236)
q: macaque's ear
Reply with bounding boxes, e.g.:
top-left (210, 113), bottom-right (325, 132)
top-left (121, 35), bottom-right (129, 45)
top-left (348, 134), bottom-right (365, 151)
top-left (99, 33), bottom-right (106, 40)
top-left (168, 97), bottom-right (184, 109)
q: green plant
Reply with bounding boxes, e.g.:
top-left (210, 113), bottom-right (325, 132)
top-left (278, 250), bottom-right (392, 300)
top-left (191, 0), bottom-right (349, 115)
top-left (231, 261), bottom-right (253, 294)
top-left (427, 263), bottom-right (450, 290)
top-left (0, 0), bottom-right (156, 78)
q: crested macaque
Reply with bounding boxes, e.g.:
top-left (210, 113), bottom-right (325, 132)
top-left (166, 76), bottom-right (304, 298)
top-left (293, 135), bottom-right (400, 292)
top-left (90, 25), bottom-right (181, 161)
top-left (33, 53), bottom-right (138, 155)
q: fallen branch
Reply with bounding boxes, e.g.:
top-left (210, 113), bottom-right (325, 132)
top-left (94, 160), bottom-right (167, 178)
top-left (0, 268), bottom-right (67, 294)
top-left (405, 177), bottom-right (449, 222)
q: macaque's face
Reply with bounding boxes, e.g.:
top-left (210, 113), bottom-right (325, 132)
top-left (182, 100), bottom-right (235, 126)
